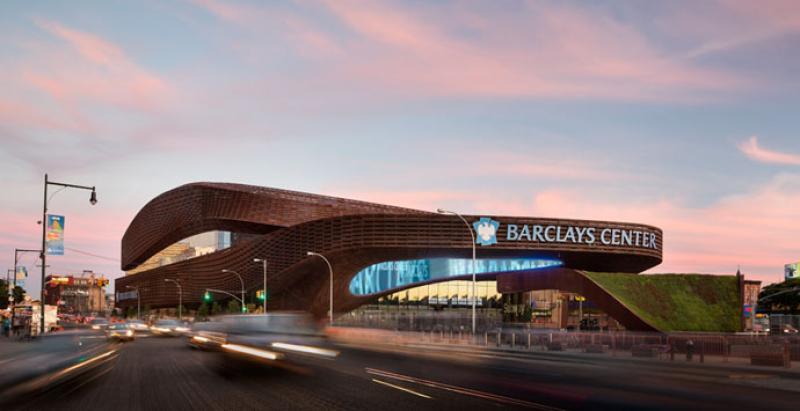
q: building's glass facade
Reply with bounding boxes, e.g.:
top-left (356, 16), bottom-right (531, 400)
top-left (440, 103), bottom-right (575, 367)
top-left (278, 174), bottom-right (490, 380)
top-left (384, 280), bottom-right (503, 306)
top-left (349, 258), bottom-right (562, 296)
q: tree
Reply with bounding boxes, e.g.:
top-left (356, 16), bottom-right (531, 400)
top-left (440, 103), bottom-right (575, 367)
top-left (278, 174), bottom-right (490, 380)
top-left (227, 300), bottom-right (241, 314)
top-left (143, 304), bottom-right (151, 318)
top-left (0, 280), bottom-right (8, 310)
top-left (12, 286), bottom-right (25, 305)
top-left (126, 307), bottom-right (136, 319)
top-left (520, 304), bottom-right (533, 323)
top-left (211, 301), bottom-right (222, 316)
top-left (197, 303), bottom-right (209, 320)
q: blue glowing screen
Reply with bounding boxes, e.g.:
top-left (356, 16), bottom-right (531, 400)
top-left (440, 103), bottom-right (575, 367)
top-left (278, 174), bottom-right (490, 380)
top-left (349, 258), bottom-right (562, 296)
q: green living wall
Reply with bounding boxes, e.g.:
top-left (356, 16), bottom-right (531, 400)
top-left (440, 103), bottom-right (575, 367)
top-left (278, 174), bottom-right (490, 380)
top-left (583, 272), bottom-right (740, 332)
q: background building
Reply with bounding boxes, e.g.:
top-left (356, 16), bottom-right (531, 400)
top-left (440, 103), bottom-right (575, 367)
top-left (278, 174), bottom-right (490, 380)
top-left (45, 272), bottom-right (109, 315)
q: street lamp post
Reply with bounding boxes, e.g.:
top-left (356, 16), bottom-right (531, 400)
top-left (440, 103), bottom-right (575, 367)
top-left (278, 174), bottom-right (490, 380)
top-left (437, 208), bottom-right (477, 335)
top-left (306, 252), bottom-right (334, 326)
top-left (125, 285), bottom-right (141, 319)
top-left (221, 269), bottom-right (246, 312)
top-left (253, 259), bottom-right (267, 313)
top-left (164, 279), bottom-right (182, 320)
top-left (40, 174), bottom-right (97, 334)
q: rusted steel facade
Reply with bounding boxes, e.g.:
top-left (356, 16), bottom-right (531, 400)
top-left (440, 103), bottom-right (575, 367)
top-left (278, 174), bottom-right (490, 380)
top-left (117, 182), bottom-right (663, 328)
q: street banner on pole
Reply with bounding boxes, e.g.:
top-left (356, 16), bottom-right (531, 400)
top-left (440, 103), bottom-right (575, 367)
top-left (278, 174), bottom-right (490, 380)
top-left (46, 214), bottom-right (65, 255)
top-left (15, 265), bottom-right (27, 280)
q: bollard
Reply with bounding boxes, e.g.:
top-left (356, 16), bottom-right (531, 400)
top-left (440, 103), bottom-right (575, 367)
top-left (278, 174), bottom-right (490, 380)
top-left (512, 333), bottom-right (516, 348)
top-left (700, 340), bottom-right (705, 363)
top-left (497, 331), bottom-right (501, 347)
top-left (611, 333), bottom-right (616, 357)
top-left (527, 333), bottom-right (531, 350)
top-left (484, 332), bottom-right (488, 346)
top-left (723, 337), bottom-right (729, 363)
top-left (670, 339), bottom-right (675, 361)
top-left (784, 340), bottom-right (791, 369)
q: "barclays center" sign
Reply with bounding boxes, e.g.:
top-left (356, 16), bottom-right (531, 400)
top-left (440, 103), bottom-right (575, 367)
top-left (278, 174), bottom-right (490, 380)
top-left (473, 218), bottom-right (659, 250)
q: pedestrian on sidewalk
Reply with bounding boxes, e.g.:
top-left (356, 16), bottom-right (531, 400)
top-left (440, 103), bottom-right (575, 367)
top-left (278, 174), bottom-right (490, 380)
top-left (686, 339), bottom-right (694, 361)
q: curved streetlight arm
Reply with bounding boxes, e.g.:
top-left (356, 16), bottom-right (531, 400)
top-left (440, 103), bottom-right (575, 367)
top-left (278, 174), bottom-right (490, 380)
top-left (307, 252), bottom-right (334, 326)
top-left (222, 269), bottom-right (246, 311)
top-left (437, 208), bottom-right (478, 335)
top-left (205, 288), bottom-right (244, 304)
top-left (437, 209), bottom-right (476, 249)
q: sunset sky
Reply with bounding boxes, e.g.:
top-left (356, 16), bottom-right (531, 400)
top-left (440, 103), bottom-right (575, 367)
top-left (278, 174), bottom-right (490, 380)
top-left (1, 0), bottom-right (799, 296)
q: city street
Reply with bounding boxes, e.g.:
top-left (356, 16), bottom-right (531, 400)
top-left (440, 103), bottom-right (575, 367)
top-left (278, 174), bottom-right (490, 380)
top-left (6, 333), bottom-right (800, 410)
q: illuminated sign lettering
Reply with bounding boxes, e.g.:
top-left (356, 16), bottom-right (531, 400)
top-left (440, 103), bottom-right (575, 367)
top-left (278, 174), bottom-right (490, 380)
top-left (505, 223), bottom-right (659, 250)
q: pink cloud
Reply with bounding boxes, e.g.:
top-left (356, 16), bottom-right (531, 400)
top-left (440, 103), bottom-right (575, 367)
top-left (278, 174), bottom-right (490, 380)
top-left (189, 0), bottom-right (253, 25)
top-left (22, 18), bottom-right (174, 111)
top-left (0, 208), bottom-right (130, 288)
top-left (35, 19), bottom-right (126, 68)
top-left (317, 1), bottom-right (745, 102)
top-left (679, 0), bottom-right (800, 58)
top-left (187, 0), bottom-right (747, 102)
top-left (525, 175), bottom-right (800, 284)
top-left (738, 136), bottom-right (800, 166)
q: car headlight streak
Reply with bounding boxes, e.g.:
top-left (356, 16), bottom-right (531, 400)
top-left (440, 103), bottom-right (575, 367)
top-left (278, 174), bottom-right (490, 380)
top-left (221, 343), bottom-right (281, 360)
top-left (271, 342), bottom-right (339, 358)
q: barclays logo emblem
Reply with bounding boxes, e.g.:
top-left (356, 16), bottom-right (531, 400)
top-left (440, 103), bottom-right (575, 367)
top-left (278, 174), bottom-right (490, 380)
top-left (473, 217), bottom-right (500, 246)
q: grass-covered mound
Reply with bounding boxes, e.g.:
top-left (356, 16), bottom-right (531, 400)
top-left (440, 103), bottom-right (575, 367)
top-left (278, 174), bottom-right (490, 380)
top-left (583, 272), bottom-right (740, 332)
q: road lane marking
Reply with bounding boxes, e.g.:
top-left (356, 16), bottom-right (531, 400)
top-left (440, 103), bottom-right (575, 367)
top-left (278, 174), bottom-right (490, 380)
top-left (366, 367), bottom-right (563, 410)
top-left (372, 378), bottom-right (432, 399)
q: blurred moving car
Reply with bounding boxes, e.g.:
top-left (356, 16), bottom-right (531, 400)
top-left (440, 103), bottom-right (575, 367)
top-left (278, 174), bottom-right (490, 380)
top-left (189, 312), bottom-right (338, 364)
top-left (90, 318), bottom-right (109, 330)
top-left (151, 319), bottom-right (190, 337)
top-left (127, 319), bottom-right (149, 332)
top-left (106, 323), bottom-right (135, 342)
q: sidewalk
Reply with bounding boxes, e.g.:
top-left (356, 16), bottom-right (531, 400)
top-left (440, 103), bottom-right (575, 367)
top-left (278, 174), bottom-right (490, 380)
top-left (328, 327), bottom-right (800, 377)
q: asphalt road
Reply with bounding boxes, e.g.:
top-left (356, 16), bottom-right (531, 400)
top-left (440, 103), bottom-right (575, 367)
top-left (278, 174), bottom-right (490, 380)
top-left (8, 334), bottom-right (800, 410)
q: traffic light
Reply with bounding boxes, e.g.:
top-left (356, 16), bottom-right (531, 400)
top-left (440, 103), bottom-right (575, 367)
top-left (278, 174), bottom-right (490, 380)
top-left (256, 290), bottom-right (266, 301)
top-left (203, 291), bottom-right (212, 302)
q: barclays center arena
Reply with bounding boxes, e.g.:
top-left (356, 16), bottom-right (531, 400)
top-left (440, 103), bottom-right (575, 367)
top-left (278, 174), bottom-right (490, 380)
top-left (115, 182), bottom-right (679, 332)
